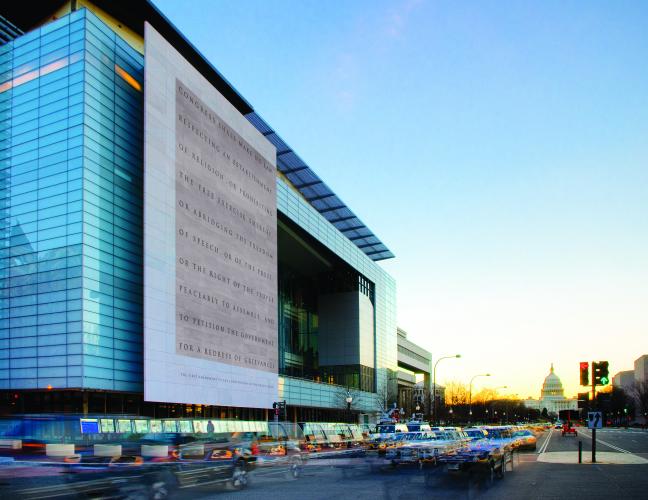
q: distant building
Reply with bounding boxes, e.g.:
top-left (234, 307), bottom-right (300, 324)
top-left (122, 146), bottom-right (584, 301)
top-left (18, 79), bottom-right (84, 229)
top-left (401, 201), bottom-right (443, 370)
top-left (609, 354), bottom-right (648, 425)
top-left (635, 355), bottom-right (648, 384)
top-left (523, 364), bottom-right (577, 416)
top-left (396, 328), bottom-right (432, 417)
top-left (612, 370), bottom-right (635, 392)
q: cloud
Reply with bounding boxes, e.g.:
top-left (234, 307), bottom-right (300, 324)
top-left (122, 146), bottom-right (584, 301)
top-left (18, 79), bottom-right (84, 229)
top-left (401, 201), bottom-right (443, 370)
top-left (384, 0), bottom-right (425, 38)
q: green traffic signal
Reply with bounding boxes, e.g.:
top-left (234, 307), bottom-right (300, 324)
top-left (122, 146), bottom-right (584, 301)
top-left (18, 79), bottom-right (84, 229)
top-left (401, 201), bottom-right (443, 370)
top-left (593, 361), bottom-right (610, 386)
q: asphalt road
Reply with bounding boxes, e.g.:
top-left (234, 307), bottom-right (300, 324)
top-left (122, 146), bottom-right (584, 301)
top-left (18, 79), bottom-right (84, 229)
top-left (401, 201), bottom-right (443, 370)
top-left (3, 430), bottom-right (648, 499)
top-left (204, 429), bottom-right (648, 500)
top-left (541, 426), bottom-right (648, 457)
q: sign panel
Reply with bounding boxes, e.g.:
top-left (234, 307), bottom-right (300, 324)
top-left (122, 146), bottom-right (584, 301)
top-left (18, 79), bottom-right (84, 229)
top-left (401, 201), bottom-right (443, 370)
top-left (80, 419), bottom-right (99, 434)
top-left (587, 411), bottom-right (603, 429)
top-left (143, 23), bottom-right (278, 408)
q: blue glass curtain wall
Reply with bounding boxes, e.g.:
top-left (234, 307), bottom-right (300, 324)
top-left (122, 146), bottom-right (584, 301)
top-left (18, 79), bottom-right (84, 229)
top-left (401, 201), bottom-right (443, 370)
top-left (0, 9), bottom-right (144, 391)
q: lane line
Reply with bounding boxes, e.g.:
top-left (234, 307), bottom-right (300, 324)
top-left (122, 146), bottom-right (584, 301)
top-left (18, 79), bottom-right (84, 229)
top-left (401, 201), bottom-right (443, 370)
top-left (578, 428), bottom-right (633, 454)
top-left (537, 429), bottom-right (552, 454)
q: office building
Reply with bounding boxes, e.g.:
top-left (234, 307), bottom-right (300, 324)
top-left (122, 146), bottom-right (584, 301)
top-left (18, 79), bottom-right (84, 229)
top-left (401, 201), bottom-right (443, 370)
top-left (0, 1), bottom-right (397, 423)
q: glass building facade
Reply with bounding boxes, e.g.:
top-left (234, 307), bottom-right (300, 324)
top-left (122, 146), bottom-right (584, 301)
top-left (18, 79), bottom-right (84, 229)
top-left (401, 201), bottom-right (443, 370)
top-left (0, 3), bottom-right (397, 419)
top-left (0, 9), bottom-right (144, 392)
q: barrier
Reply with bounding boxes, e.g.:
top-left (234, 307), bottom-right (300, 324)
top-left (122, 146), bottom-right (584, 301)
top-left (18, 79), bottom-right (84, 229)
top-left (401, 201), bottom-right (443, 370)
top-left (94, 444), bottom-right (122, 457)
top-left (141, 444), bottom-right (168, 457)
top-left (45, 444), bottom-right (75, 457)
top-left (0, 439), bottom-right (22, 450)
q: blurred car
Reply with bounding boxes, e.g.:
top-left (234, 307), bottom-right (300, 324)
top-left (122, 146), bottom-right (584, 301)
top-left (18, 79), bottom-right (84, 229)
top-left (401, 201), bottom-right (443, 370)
top-left (385, 431), bottom-right (459, 467)
top-left (482, 426), bottom-right (517, 452)
top-left (243, 430), bottom-right (306, 480)
top-left (512, 429), bottom-right (537, 450)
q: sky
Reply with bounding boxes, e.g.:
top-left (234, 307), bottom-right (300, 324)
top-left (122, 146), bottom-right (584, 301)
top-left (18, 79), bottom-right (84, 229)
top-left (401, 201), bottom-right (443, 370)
top-left (154, 0), bottom-right (648, 399)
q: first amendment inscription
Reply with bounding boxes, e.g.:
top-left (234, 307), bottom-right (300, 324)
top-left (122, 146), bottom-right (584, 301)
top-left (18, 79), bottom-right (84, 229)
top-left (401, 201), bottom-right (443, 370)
top-left (175, 80), bottom-right (278, 373)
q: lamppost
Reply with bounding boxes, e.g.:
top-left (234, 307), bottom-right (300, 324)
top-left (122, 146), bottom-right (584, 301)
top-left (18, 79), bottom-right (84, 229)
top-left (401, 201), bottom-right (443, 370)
top-left (449, 407), bottom-right (453, 424)
top-left (345, 391), bottom-right (353, 423)
top-left (469, 373), bottom-right (491, 423)
top-left (494, 410), bottom-right (498, 423)
top-left (433, 354), bottom-right (461, 425)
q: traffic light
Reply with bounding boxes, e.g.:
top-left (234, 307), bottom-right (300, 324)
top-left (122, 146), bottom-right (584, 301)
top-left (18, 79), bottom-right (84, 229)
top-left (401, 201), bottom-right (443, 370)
top-left (580, 362), bottom-right (589, 386)
top-left (593, 361), bottom-right (610, 386)
top-left (599, 361), bottom-right (609, 385)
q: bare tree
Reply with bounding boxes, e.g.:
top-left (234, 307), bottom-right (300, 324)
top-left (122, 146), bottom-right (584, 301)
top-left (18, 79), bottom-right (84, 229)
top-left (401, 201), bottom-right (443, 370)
top-left (472, 387), bottom-right (499, 405)
top-left (336, 385), bottom-right (362, 411)
top-left (632, 380), bottom-right (648, 420)
top-left (445, 380), bottom-right (470, 406)
top-left (376, 371), bottom-right (399, 415)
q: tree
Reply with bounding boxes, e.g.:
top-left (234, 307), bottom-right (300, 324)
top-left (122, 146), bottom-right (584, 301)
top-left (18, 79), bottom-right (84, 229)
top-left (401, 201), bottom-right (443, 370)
top-left (632, 380), bottom-right (648, 422)
top-left (376, 370), bottom-right (399, 415)
top-left (337, 386), bottom-right (361, 412)
top-left (444, 381), bottom-right (469, 406)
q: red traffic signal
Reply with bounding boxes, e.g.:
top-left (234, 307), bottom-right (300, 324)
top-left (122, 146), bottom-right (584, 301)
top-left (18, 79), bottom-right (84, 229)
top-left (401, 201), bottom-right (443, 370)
top-left (580, 362), bottom-right (589, 386)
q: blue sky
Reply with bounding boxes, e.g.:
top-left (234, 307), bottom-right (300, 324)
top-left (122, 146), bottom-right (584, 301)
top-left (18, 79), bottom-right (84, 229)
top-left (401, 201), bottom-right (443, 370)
top-left (154, 0), bottom-right (648, 398)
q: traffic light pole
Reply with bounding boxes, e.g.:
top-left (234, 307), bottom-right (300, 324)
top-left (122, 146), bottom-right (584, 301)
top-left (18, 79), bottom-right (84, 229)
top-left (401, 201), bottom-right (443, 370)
top-left (591, 366), bottom-right (596, 464)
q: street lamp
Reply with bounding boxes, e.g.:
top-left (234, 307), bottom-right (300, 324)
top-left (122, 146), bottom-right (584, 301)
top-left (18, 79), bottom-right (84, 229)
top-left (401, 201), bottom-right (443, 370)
top-left (345, 391), bottom-right (353, 422)
top-left (469, 373), bottom-right (491, 423)
top-left (449, 407), bottom-right (453, 424)
top-left (433, 354), bottom-right (461, 425)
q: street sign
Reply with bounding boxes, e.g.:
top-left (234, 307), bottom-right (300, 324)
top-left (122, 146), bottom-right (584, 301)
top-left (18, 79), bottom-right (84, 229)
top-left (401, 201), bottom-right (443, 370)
top-left (588, 411), bottom-right (603, 429)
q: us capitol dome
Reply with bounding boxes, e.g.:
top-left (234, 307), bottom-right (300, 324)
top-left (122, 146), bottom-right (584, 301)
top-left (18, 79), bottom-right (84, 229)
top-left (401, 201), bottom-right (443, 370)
top-left (524, 364), bottom-right (578, 416)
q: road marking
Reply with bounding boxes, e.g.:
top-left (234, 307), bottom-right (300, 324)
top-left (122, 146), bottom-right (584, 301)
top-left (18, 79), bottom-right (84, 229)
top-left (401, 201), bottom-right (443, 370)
top-left (579, 428), bottom-right (633, 454)
top-left (537, 429), bottom-right (552, 454)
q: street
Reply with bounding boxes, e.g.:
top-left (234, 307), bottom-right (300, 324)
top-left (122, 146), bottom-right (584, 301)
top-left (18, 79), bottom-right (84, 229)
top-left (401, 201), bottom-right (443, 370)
top-left (197, 429), bottom-right (648, 500)
top-left (3, 429), bottom-right (648, 499)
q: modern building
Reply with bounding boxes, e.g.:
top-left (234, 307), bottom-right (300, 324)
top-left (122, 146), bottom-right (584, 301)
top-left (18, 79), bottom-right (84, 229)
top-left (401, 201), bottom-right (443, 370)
top-left (635, 355), bottom-right (648, 384)
top-left (606, 355), bottom-right (648, 424)
top-left (0, 1), bottom-right (397, 423)
top-left (523, 364), bottom-right (577, 416)
top-left (612, 370), bottom-right (635, 393)
top-left (395, 327), bottom-right (431, 417)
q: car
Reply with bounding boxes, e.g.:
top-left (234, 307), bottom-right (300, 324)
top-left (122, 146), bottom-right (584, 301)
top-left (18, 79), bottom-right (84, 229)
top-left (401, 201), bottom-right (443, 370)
top-left (438, 428), bottom-right (508, 478)
top-left (482, 426), bottom-right (518, 452)
top-left (512, 429), bottom-right (537, 450)
top-left (384, 431), bottom-right (453, 466)
top-left (561, 423), bottom-right (577, 437)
